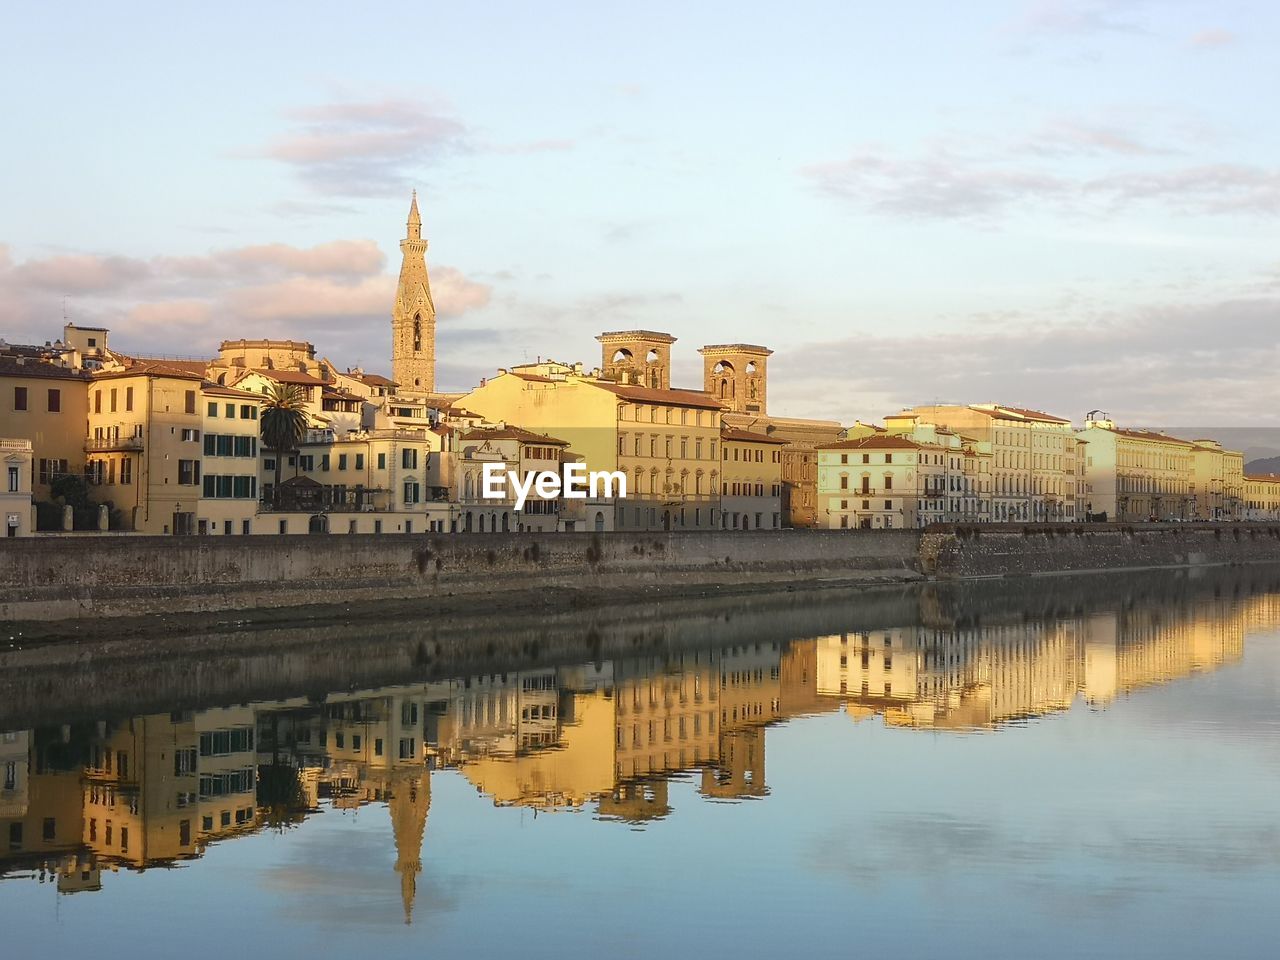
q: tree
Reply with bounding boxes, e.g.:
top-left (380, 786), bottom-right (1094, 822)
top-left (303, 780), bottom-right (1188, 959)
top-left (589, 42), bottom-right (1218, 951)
top-left (260, 382), bottom-right (309, 507)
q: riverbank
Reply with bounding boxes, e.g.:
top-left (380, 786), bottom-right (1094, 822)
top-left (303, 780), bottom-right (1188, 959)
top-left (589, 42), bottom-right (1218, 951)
top-left (3, 523), bottom-right (1280, 625)
top-left (5, 563), bottom-right (1278, 729)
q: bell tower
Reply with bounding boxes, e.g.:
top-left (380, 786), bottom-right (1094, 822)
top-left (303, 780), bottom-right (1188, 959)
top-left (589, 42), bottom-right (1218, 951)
top-left (392, 191), bottom-right (436, 395)
top-left (596, 330), bottom-right (676, 390)
top-left (699, 343), bottom-right (771, 414)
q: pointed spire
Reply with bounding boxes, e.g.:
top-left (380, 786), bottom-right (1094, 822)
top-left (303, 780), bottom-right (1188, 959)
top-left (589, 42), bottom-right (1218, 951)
top-left (389, 768), bottom-right (431, 924)
top-left (407, 190), bottom-right (421, 238)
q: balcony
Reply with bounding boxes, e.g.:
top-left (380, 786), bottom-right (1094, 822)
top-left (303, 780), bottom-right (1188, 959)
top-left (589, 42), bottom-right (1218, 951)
top-left (85, 435), bottom-right (143, 453)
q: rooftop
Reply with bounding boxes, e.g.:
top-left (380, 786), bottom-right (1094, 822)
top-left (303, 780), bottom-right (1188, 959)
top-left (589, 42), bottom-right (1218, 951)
top-left (698, 343), bottom-right (773, 356)
top-left (596, 330), bottom-right (677, 343)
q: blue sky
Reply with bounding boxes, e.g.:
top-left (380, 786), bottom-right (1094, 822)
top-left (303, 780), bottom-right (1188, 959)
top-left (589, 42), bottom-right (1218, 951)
top-left (1, 1), bottom-right (1277, 426)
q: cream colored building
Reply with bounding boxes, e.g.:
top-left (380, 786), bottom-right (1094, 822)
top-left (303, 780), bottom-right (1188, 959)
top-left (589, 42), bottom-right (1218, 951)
top-left (720, 427), bottom-right (785, 530)
top-left (817, 434), bottom-right (943, 529)
top-left (451, 426), bottom-right (570, 533)
top-left (892, 403), bottom-right (1078, 522)
top-left (1, 438), bottom-right (35, 536)
top-left (197, 383), bottom-right (264, 535)
top-left (1077, 416), bottom-right (1196, 521)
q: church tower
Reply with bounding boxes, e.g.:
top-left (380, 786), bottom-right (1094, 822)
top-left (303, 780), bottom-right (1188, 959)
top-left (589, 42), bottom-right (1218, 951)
top-left (699, 343), bottom-right (771, 414)
top-left (392, 191), bottom-right (436, 395)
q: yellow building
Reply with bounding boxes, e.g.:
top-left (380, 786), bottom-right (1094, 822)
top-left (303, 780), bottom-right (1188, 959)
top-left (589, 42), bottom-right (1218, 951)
top-left (87, 363), bottom-right (207, 534)
top-left (1, 438), bottom-right (35, 536)
top-left (0, 354), bottom-right (91, 503)
top-left (1243, 473), bottom-right (1280, 520)
top-left (1191, 439), bottom-right (1245, 520)
top-left (719, 427), bottom-right (785, 530)
top-left (1077, 416), bottom-right (1196, 521)
top-left (459, 356), bottom-right (724, 531)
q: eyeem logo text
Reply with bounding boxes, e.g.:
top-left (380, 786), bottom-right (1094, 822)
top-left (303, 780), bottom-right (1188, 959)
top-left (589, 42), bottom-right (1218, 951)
top-left (482, 462), bottom-right (627, 511)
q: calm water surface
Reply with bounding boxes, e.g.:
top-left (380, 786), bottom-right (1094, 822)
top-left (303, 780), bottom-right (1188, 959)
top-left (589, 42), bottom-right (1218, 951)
top-left (2, 572), bottom-right (1279, 959)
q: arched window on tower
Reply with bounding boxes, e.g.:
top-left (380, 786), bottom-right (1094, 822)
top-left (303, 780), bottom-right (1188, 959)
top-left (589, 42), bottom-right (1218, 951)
top-left (413, 313), bottom-right (422, 352)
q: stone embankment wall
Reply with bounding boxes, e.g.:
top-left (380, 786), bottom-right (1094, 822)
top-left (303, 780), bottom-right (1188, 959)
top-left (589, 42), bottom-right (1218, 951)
top-left (0, 529), bottom-right (921, 621)
top-left (922, 523), bottom-right (1280, 578)
top-left (3, 524), bottom-right (1280, 622)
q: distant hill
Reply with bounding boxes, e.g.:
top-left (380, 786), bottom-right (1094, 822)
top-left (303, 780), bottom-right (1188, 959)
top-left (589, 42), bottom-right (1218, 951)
top-left (1246, 457), bottom-right (1280, 476)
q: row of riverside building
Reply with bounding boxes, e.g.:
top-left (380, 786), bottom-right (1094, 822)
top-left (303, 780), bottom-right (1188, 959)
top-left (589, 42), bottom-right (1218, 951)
top-left (2, 193), bottom-right (1276, 537)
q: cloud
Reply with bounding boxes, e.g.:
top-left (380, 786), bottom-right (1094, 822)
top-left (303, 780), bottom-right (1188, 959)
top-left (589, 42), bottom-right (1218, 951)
top-left (803, 148), bottom-right (1068, 219)
top-left (266, 99), bottom-right (472, 197)
top-left (770, 295), bottom-right (1280, 426)
top-left (1021, 118), bottom-right (1172, 158)
top-left (1009, 0), bottom-right (1148, 38)
top-left (263, 99), bottom-right (574, 197)
top-left (0, 240), bottom-right (492, 370)
top-left (1190, 28), bottom-right (1236, 49)
top-left (804, 144), bottom-right (1280, 220)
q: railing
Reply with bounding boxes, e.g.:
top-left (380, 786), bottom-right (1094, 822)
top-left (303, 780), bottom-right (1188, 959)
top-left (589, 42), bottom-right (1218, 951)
top-left (84, 436), bottom-right (144, 452)
top-left (0, 438), bottom-right (32, 452)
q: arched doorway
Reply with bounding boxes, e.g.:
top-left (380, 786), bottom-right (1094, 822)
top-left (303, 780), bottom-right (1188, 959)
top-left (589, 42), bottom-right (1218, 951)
top-left (308, 514), bottom-right (328, 534)
top-left (594, 511), bottom-right (606, 532)
top-left (501, 512), bottom-right (509, 532)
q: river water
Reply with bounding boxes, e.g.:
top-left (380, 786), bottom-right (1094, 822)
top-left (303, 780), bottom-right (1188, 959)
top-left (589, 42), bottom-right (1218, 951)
top-left (2, 568), bottom-right (1278, 958)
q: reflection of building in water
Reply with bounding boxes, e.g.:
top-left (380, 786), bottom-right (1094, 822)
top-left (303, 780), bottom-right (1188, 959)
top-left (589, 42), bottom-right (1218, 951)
top-left (0, 588), bottom-right (1264, 902)
top-left (815, 599), bottom-right (1246, 728)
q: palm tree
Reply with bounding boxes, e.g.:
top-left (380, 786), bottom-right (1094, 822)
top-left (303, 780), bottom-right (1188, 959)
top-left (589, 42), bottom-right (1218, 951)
top-left (260, 382), bottom-right (309, 507)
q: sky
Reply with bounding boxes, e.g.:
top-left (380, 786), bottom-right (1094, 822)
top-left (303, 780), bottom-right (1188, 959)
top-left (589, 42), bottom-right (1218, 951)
top-left (1, 0), bottom-right (1278, 430)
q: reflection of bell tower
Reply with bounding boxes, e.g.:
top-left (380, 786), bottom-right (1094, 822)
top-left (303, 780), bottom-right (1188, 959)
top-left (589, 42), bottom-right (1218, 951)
top-left (389, 768), bottom-right (431, 924)
top-left (597, 330), bottom-right (675, 389)
top-left (698, 344), bottom-right (771, 415)
top-left (392, 191), bottom-right (436, 395)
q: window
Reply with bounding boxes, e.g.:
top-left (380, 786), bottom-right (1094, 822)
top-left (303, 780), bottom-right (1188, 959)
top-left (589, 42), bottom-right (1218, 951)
top-left (208, 401), bottom-right (218, 416)
top-left (377, 453), bottom-right (386, 470)
top-left (110, 388), bottom-right (118, 412)
top-left (862, 454), bottom-right (870, 464)
top-left (321, 454), bottom-right (330, 471)
top-left (7, 466), bottom-right (17, 493)
top-left (178, 460), bottom-right (200, 485)
top-left (225, 403), bottom-right (236, 418)
top-left (181, 428), bottom-right (199, 442)
top-left (338, 453), bottom-right (347, 470)
top-left (48, 388), bottom-right (61, 412)
top-left (185, 390), bottom-right (196, 414)
top-left (402, 448), bottom-right (417, 469)
top-left (13, 387), bottom-right (27, 411)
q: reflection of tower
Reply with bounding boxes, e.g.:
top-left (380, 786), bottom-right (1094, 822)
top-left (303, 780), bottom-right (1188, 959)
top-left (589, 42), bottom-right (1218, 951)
top-left (698, 344), bottom-right (771, 415)
top-left (388, 768), bottom-right (431, 924)
top-left (596, 330), bottom-right (675, 389)
top-left (391, 191), bottom-right (436, 395)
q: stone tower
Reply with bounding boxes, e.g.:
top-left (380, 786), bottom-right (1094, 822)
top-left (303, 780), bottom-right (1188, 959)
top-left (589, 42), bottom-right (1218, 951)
top-left (596, 330), bottom-right (676, 390)
top-left (699, 343), bottom-right (771, 414)
top-left (392, 191), bottom-right (436, 395)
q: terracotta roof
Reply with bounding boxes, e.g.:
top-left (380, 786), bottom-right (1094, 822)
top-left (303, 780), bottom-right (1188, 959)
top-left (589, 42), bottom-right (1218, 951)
top-left (347, 371), bottom-right (397, 387)
top-left (322, 389), bottom-right (365, 402)
top-left (1245, 473), bottom-right (1280, 482)
top-left (594, 382), bottom-right (725, 410)
top-left (118, 356), bottom-right (209, 377)
top-left (699, 343), bottom-right (773, 355)
top-left (818, 435), bottom-right (928, 451)
top-left (93, 361), bottom-right (204, 382)
top-left (721, 427), bottom-right (787, 445)
top-left (461, 427), bottom-right (569, 446)
top-left (1105, 427), bottom-right (1195, 446)
top-left (201, 382), bottom-right (265, 400)
top-left (510, 371), bottom-right (556, 382)
top-left (249, 368), bottom-right (330, 386)
top-left (980, 404), bottom-right (1070, 424)
top-left (0, 356), bottom-right (91, 380)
